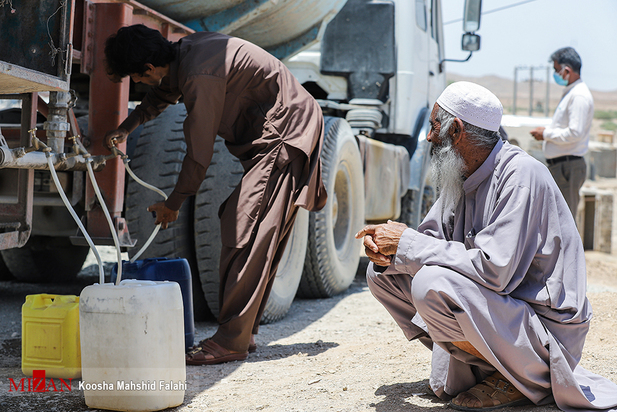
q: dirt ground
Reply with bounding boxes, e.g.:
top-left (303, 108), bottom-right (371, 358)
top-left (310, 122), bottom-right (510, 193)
top-left (1, 249), bottom-right (616, 412)
top-left (170, 252), bottom-right (617, 412)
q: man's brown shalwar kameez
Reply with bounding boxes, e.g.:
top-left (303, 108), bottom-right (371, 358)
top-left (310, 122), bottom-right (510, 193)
top-left (119, 32), bottom-right (327, 352)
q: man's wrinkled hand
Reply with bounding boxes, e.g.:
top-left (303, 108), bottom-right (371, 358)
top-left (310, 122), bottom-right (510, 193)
top-left (104, 128), bottom-right (129, 150)
top-left (357, 230), bottom-right (391, 266)
top-left (364, 246), bottom-right (392, 267)
top-left (147, 201), bottom-right (179, 230)
top-left (355, 220), bottom-right (409, 266)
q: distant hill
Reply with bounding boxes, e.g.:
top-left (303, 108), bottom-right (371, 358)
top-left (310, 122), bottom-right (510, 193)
top-left (446, 73), bottom-right (617, 113)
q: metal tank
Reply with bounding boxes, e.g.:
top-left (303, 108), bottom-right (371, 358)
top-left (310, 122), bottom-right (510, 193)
top-left (138, 0), bottom-right (348, 58)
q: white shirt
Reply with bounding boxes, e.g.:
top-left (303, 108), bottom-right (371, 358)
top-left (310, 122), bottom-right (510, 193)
top-left (543, 79), bottom-right (594, 159)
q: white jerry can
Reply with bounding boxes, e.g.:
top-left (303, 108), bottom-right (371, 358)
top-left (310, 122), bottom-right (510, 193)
top-left (79, 280), bottom-right (186, 412)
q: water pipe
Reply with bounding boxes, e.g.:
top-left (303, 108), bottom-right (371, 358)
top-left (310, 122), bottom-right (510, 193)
top-left (41, 131), bottom-right (123, 285)
top-left (33, 134), bottom-right (167, 285)
top-left (45, 150), bottom-right (105, 284)
top-left (110, 145), bottom-right (168, 263)
top-left (85, 156), bottom-right (123, 285)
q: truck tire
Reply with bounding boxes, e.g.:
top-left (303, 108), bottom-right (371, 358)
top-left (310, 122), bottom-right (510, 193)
top-left (194, 138), bottom-right (308, 323)
top-left (399, 114), bottom-right (435, 229)
top-left (193, 136), bottom-right (244, 318)
top-left (0, 236), bottom-right (89, 282)
top-left (260, 208), bottom-right (308, 324)
top-left (298, 117), bottom-right (365, 298)
top-left (399, 183), bottom-right (435, 229)
top-left (124, 104), bottom-right (211, 321)
top-left (0, 255), bottom-right (14, 281)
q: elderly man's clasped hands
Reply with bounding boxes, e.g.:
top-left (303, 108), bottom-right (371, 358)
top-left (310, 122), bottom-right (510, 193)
top-left (355, 220), bottom-right (410, 266)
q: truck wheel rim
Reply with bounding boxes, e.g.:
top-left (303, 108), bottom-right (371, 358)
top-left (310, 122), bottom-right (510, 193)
top-left (333, 161), bottom-right (352, 253)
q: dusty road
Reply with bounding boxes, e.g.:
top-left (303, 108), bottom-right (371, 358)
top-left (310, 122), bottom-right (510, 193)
top-left (0, 251), bottom-right (616, 412)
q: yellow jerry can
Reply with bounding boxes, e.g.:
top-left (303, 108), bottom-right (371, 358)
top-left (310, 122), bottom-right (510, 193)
top-left (21, 294), bottom-right (81, 379)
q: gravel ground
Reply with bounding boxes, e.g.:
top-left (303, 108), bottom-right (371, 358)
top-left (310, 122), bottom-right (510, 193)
top-left (0, 249), bottom-right (616, 412)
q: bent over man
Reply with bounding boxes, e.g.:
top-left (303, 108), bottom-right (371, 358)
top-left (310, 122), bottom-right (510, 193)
top-left (357, 82), bottom-right (617, 411)
top-left (104, 24), bottom-right (327, 365)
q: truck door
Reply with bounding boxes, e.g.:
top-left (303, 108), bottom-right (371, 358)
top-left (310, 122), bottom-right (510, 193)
top-left (428, 0), bottom-right (446, 103)
top-left (414, 0), bottom-right (430, 110)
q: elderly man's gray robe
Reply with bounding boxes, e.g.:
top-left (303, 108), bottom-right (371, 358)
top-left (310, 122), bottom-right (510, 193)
top-left (367, 139), bottom-right (617, 411)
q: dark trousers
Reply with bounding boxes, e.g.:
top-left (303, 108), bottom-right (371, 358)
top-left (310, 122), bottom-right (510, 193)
top-left (547, 156), bottom-right (586, 219)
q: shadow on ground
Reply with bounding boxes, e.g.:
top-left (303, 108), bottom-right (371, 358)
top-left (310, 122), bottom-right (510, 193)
top-left (0, 258), bottom-right (371, 411)
top-left (372, 381), bottom-right (445, 411)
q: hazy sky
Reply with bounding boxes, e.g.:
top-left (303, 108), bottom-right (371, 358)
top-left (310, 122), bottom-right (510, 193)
top-left (441, 0), bottom-right (617, 92)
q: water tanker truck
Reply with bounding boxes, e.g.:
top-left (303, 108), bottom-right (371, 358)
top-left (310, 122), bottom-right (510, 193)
top-left (0, 0), bottom-right (483, 322)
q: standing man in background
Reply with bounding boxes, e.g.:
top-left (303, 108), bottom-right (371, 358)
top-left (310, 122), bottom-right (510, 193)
top-left (531, 47), bottom-right (594, 218)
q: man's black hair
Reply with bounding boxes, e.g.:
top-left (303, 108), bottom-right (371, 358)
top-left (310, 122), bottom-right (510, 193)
top-left (550, 47), bottom-right (582, 74)
top-left (105, 24), bottom-right (177, 79)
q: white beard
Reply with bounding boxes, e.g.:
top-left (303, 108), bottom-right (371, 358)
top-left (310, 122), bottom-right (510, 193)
top-left (430, 139), bottom-right (466, 215)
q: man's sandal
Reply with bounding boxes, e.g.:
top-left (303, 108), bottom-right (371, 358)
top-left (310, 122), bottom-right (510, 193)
top-left (449, 371), bottom-right (531, 411)
top-left (185, 339), bottom-right (248, 365)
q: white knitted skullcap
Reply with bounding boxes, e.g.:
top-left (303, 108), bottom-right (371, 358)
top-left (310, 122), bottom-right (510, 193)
top-left (436, 81), bottom-right (503, 132)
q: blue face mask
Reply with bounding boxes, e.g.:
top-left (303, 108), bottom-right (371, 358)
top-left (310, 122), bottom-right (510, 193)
top-left (553, 71), bottom-right (568, 86)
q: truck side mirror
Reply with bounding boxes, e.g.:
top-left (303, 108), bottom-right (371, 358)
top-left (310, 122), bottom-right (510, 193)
top-left (461, 33), bottom-right (481, 52)
top-left (463, 0), bottom-right (482, 32)
top-left (438, 0), bottom-right (483, 71)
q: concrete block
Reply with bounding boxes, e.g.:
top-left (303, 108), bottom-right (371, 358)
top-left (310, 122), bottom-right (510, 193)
top-left (588, 142), bottom-right (617, 178)
top-left (597, 131), bottom-right (615, 145)
top-left (577, 187), bottom-right (613, 253)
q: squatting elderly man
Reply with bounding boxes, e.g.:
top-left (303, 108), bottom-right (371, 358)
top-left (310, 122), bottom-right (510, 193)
top-left (356, 82), bottom-right (617, 411)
